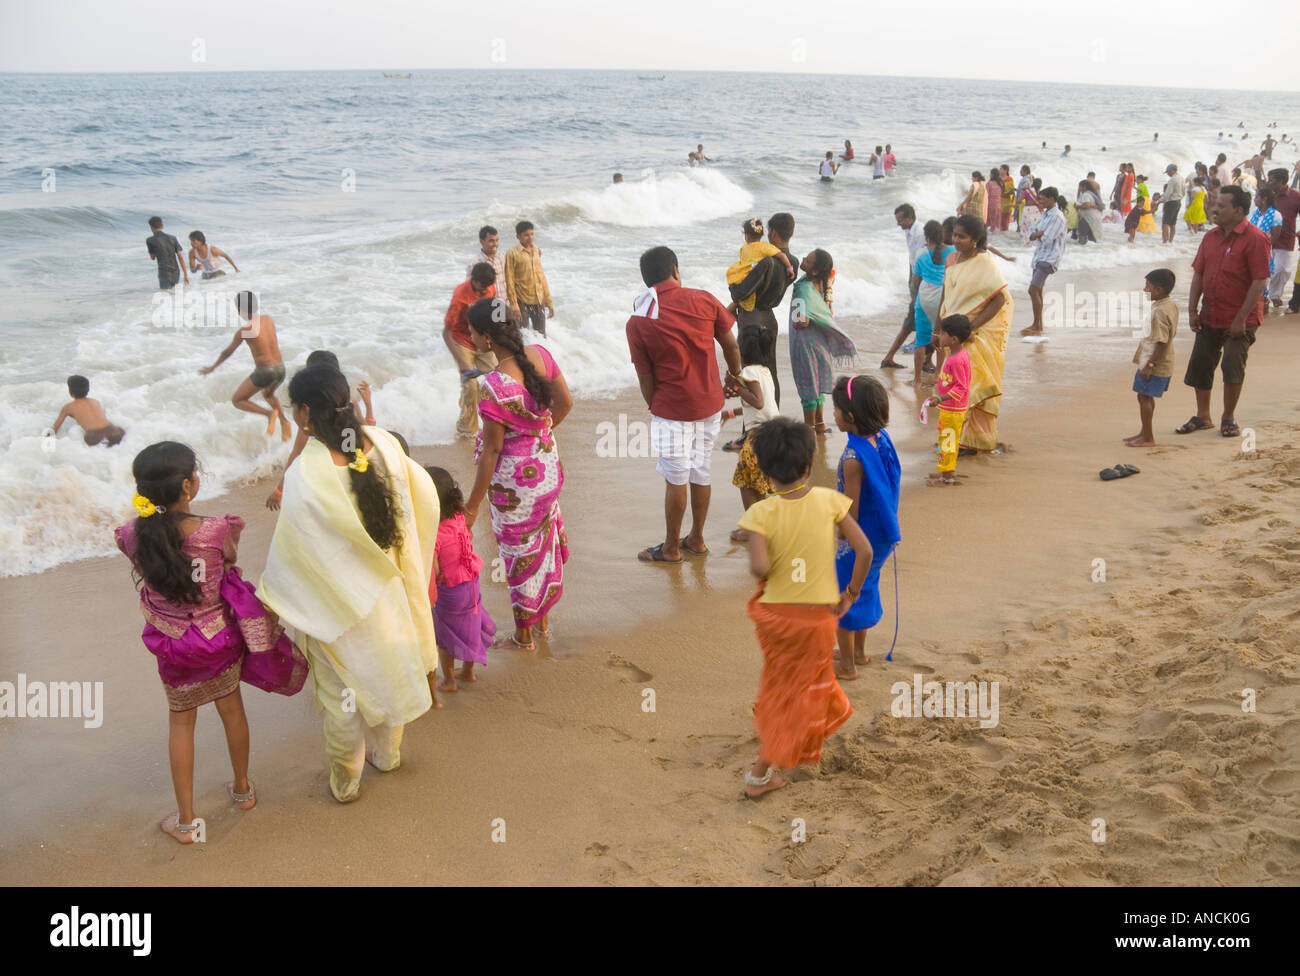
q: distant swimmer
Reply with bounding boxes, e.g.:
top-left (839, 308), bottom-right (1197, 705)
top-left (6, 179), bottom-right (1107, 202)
top-left (840, 140), bottom-right (855, 162)
top-left (613, 172), bottom-right (624, 183)
top-left (1154, 132), bottom-right (1159, 142)
top-left (1060, 144), bottom-right (1072, 158)
top-left (145, 216), bottom-right (188, 291)
top-left (818, 151), bottom-right (840, 182)
top-left (884, 144), bottom-right (896, 175)
top-left (187, 231), bottom-right (239, 279)
top-left (51, 374), bottom-right (125, 446)
top-left (199, 290), bottom-right (290, 441)
top-left (688, 143), bottom-right (712, 166)
top-left (1260, 134), bottom-right (1277, 159)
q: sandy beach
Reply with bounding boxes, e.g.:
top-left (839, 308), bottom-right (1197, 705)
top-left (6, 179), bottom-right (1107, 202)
top-left (3, 258), bottom-right (1299, 886)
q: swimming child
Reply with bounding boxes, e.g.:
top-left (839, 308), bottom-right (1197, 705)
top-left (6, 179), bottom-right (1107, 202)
top-left (200, 290), bottom-right (291, 441)
top-left (728, 328), bottom-right (780, 542)
top-left (1126, 269), bottom-right (1178, 447)
top-left (52, 374), bottom-right (125, 446)
top-left (114, 441), bottom-right (308, 843)
top-left (737, 417), bottom-right (872, 798)
top-left (1125, 194), bottom-right (1149, 243)
top-left (725, 218), bottom-right (794, 314)
top-left (187, 230), bottom-right (239, 279)
top-left (426, 466), bottom-right (497, 693)
top-left (829, 376), bottom-right (901, 679)
top-left (266, 350), bottom-right (375, 509)
top-left (923, 315), bottom-right (972, 486)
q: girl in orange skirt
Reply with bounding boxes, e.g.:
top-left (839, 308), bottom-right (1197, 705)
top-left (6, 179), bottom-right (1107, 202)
top-left (736, 417), bottom-right (873, 797)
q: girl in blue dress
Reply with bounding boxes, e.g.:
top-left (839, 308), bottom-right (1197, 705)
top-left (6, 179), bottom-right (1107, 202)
top-left (829, 375), bottom-right (901, 680)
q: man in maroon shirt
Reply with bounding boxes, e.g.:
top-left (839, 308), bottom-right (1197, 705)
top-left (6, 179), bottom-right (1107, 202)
top-left (1176, 185), bottom-right (1270, 439)
top-left (627, 246), bottom-right (743, 563)
top-left (1265, 168), bottom-right (1300, 308)
top-left (445, 262), bottom-right (498, 437)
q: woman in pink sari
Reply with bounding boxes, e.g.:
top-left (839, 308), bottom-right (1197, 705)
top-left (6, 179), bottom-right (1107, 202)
top-left (464, 298), bottom-right (574, 650)
top-left (984, 169), bottom-right (1003, 232)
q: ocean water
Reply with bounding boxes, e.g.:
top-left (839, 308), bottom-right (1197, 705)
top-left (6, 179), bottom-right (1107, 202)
top-left (1, 69), bottom-right (1296, 576)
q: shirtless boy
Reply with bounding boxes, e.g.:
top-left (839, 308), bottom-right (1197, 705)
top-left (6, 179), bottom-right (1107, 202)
top-left (200, 290), bottom-right (290, 440)
top-left (52, 375), bottom-right (125, 446)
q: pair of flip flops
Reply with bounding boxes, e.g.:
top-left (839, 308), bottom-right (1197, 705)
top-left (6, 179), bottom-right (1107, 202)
top-left (1099, 463), bottom-right (1140, 481)
top-left (637, 538), bottom-right (708, 563)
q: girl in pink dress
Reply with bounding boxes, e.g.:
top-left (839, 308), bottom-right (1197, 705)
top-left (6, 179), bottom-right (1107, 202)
top-left (115, 441), bottom-right (307, 843)
top-left (427, 465), bottom-right (497, 692)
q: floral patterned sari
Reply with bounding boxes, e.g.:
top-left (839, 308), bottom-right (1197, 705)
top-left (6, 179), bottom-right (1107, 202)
top-left (475, 346), bottom-right (568, 626)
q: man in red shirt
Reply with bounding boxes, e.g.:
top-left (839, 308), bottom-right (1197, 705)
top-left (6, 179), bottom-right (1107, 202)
top-left (627, 246), bottom-right (742, 563)
top-left (444, 262), bottom-right (497, 436)
top-left (1266, 168), bottom-right (1300, 308)
top-left (1176, 185), bottom-right (1270, 439)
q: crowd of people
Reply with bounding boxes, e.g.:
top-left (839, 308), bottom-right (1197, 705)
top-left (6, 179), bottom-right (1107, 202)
top-left (87, 128), bottom-right (1299, 836)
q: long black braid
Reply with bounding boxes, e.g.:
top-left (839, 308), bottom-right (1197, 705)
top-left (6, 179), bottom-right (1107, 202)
top-left (467, 298), bottom-right (553, 409)
top-left (287, 366), bottom-right (403, 550)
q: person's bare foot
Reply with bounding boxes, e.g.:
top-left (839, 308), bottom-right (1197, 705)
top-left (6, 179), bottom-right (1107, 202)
top-left (834, 661), bottom-right (859, 680)
top-left (160, 811), bottom-right (198, 844)
top-left (426, 674), bottom-right (445, 708)
top-left (265, 414), bottom-right (277, 436)
top-left (744, 768), bottom-right (791, 798)
top-left (854, 649), bottom-right (869, 665)
top-left (1020, 326), bottom-right (1043, 337)
top-left (457, 665), bottom-right (477, 682)
top-left (437, 675), bottom-right (458, 693)
top-left (1126, 437), bottom-right (1156, 447)
top-left (226, 779), bottom-right (256, 810)
top-left (926, 473), bottom-right (959, 486)
top-left (1122, 433), bottom-right (1145, 444)
top-left (279, 415), bottom-right (292, 442)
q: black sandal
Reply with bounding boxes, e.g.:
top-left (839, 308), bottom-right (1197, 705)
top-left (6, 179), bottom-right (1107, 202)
top-left (1220, 420), bottom-right (1241, 438)
top-left (1174, 416), bottom-right (1214, 434)
top-left (637, 543), bottom-right (681, 563)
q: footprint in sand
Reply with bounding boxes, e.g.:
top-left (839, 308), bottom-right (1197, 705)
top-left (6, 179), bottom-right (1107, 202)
top-left (606, 653), bottom-right (652, 683)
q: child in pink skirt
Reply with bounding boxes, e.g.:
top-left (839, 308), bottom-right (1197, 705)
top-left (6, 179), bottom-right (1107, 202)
top-left (427, 466), bottom-right (497, 692)
top-left (115, 441), bottom-right (307, 843)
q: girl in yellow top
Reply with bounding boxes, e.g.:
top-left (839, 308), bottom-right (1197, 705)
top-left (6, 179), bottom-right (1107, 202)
top-left (736, 417), bottom-right (872, 798)
top-left (726, 217), bottom-right (794, 313)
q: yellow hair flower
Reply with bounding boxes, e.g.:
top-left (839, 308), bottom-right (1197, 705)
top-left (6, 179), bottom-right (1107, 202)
top-left (132, 493), bottom-right (158, 518)
top-left (348, 449), bottom-right (369, 473)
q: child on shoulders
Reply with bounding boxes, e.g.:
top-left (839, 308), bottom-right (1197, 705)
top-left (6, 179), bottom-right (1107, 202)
top-left (725, 218), bottom-right (794, 314)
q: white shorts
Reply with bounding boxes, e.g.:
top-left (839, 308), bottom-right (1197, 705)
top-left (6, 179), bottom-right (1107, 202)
top-left (651, 413), bottom-right (721, 486)
top-left (1268, 248), bottom-right (1295, 300)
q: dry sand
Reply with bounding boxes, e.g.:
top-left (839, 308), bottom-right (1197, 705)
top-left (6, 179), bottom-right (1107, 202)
top-left (3, 259), bottom-right (1299, 886)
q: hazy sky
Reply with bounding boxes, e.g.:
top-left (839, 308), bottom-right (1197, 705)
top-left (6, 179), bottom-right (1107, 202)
top-left (2, 0), bottom-right (1298, 92)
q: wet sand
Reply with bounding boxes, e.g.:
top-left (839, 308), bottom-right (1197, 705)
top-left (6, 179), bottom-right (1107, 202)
top-left (4, 259), bottom-right (1300, 885)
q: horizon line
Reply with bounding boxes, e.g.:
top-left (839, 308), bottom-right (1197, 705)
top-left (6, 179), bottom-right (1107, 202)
top-left (0, 66), bottom-right (1296, 97)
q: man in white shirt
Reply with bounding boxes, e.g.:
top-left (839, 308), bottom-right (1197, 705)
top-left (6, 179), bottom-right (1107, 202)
top-left (466, 225), bottom-right (507, 295)
top-left (1161, 164), bottom-right (1185, 244)
top-left (1021, 187), bottom-right (1067, 337)
top-left (881, 203), bottom-right (935, 370)
top-left (818, 151), bottom-right (839, 182)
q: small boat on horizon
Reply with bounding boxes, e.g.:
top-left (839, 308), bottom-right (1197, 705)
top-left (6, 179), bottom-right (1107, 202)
top-left (637, 74), bottom-right (666, 81)
top-left (383, 72), bottom-right (412, 79)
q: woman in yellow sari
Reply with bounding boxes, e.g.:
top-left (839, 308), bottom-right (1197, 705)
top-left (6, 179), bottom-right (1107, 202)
top-left (939, 215), bottom-right (1013, 452)
top-left (257, 366), bottom-right (440, 803)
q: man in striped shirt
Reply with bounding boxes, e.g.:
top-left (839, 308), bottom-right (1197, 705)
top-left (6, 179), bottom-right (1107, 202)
top-left (505, 220), bottom-right (553, 335)
top-left (466, 225), bottom-right (506, 295)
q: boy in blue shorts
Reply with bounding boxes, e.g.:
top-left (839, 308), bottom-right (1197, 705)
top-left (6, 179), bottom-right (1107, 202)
top-left (1126, 268), bottom-right (1178, 447)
